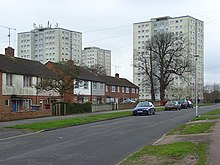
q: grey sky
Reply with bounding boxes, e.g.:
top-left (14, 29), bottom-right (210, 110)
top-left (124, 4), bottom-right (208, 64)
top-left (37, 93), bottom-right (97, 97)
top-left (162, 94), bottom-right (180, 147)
top-left (0, 0), bottom-right (220, 84)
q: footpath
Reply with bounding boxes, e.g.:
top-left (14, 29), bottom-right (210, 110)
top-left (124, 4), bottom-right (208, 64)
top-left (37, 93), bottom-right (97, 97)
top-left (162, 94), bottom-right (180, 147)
top-left (0, 109), bottom-right (220, 164)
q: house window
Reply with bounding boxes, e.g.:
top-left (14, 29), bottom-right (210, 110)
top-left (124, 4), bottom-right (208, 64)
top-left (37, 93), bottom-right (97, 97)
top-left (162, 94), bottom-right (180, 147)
top-left (79, 81), bottom-right (84, 88)
top-left (84, 81), bottom-right (88, 89)
top-left (132, 88), bottom-right (135, 93)
top-left (122, 87), bottom-right (124, 93)
top-left (6, 73), bottom-right (13, 86)
top-left (100, 83), bottom-right (104, 90)
top-left (5, 99), bottom-right (9, 106)
top-left (23, 99), bottom-right (32, 109)
top-left (136, 88), bottom-right (139, 94)
top-left (117, 86), bottom-right (120, 92)
top-left (93, 82), bottom-right (97, 90)
top-left (23, 76), bottom-right (32, 87)
top-left (106, 85), bottom-right (108, 92)
top-left (126, 87), bottom-right (129, 93)
top-left (74, 80), bottom-right (79, 88)
top-left (112, 86), bottom-right (116, 92)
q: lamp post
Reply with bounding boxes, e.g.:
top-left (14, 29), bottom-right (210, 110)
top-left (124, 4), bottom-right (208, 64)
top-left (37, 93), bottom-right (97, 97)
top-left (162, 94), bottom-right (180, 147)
top-left (194, 54), bottom-right (199, 117)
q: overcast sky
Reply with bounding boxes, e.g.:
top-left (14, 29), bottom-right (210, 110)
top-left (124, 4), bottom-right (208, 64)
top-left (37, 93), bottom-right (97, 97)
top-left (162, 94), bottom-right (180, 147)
top-left (0, 0), bottom-right (220, 84)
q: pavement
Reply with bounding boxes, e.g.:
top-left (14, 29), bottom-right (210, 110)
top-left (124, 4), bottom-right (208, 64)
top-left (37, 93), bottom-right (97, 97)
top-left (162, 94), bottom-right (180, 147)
top-left (208, 119), bottom-right (220, 165)
top-left (0, 109), bottom-right (220, 164)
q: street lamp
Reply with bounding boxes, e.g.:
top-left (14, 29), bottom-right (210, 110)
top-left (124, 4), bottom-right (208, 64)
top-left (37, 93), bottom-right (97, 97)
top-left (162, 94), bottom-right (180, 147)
top-left (194, 54), bottom-right (199, 117)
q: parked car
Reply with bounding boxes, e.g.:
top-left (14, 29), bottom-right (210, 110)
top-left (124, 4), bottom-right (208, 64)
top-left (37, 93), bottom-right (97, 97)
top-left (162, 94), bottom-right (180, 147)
top-left (165, 101), bottom-right (181, 110)
top-left (178, 99), bottom-right (189, 109)
top-left (133, 101), bottom-right (155, 116)
top-left (187, 100), bottom-right (193, 108)
top-left (121, 99), bottom-right (136, 104)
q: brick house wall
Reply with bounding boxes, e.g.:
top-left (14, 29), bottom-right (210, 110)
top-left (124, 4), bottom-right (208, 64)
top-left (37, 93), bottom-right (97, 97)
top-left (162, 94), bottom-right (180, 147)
top-left (105, 85), bottom-right (139, 103)
top-left (0, 72), bottom-right (3, 112)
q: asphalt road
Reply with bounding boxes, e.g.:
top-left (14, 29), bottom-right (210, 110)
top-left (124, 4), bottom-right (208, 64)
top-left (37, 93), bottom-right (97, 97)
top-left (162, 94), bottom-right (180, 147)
top-left (0, 104), bottom-right (219, 165)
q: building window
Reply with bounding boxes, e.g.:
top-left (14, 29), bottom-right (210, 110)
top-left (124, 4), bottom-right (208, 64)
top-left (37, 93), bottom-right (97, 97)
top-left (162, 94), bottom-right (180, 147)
top-left (132, 88), bottom-right (135, 93)
top-left (93, 82), bottom-right (97, 90)
top-left (6, 73), bottom-right (13, 86)
top-left (136, 88), bottom-right (139, 94)
top-left (5, 99), bottom-right (9, 106)
top-left (126, 87), bottom-right (129, 93)
top-left (112, 86), bottom-right (116, 92)
top-left (74, 80), bottom-right (79, 88)
top-left (23, 76), bottom-right (32, 87)
top-left (122, 87), bottom-right (124, 93)
top-left (84, 81), bottom-right (88, 89)
top-left (106, 85), bottom-right (108, 92)
top-left (100, 83), bottom-right (104, 90)
top-left (117, 86), bottom-right (120, 92)
top-left (23, 99), bottom-right (32, 110)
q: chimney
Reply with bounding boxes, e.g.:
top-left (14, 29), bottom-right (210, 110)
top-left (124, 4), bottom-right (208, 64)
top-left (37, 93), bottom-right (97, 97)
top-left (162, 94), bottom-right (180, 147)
top-left (115, 73), bottom-right (119, 78)
top-left (5, 47), bottom-right (14, 57)
top-left (67, 60), bottom-right (74, 65)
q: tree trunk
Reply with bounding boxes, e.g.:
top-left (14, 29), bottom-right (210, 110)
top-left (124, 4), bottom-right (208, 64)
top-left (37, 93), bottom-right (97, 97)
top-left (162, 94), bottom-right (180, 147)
top-left (150, 48), bottom-right (156, 101)
top-left (150, 80), bottom-right (155, 101)
top-left (160, 85), bottom-right (166, 101)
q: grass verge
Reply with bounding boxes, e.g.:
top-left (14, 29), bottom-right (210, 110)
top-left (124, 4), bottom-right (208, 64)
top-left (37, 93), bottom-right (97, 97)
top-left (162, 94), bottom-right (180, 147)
top-left (6, 111), bottom-right (132, 131)
top-left (120, 142), bottom-right (207, 165)
top-left (167, 122), bottom-right (215, 135)
top-left (155, 107), bottom-right (165, 111)
top-left (192, 108), bottom-right (220, 121)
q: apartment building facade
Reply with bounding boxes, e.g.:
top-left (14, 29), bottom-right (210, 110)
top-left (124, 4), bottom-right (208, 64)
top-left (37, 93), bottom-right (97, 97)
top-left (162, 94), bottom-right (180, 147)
top-left (82, 47), bottom-right (111, 76)
top-left (17, 25), bottom-right (82, 65)
top-left (133, 16), bottom-right (204, 101)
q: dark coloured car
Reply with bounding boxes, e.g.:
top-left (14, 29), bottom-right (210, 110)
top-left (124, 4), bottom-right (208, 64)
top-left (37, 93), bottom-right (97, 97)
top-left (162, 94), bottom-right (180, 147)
top-left (178, 99), bottom-right (189, 109)
top-left (165, 101), bottom-right (181, 110)
top-left (133, 101), bottom-right (155, 116)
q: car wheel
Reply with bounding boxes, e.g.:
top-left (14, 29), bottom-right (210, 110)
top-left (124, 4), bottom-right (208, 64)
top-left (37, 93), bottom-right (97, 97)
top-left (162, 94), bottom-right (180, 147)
top-left (152, 110), bottom-right (155, 115)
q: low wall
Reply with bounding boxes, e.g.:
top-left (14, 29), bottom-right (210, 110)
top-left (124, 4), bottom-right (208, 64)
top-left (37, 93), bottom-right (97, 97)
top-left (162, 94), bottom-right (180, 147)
top-left (118, 103), bottom-right (135, 110)
top-left (0, 110), bottom-right (52, 122)
top-left (92, 103), bottom-right (135, 112)
top-left (92, 104), bottom-right (112, 112)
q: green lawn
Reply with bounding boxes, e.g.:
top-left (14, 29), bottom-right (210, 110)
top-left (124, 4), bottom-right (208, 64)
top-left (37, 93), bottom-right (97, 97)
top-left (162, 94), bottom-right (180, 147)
top-left (203, 109), bottom-right (220, 115)
top-left (155, 107), bottom-right (165, 111)
top-left (120, 142), bottom-right (207, 165)
top-left (192, 108), bottom-right (220, 121)
top-left (167, 122), bottom-right (215, 135)
top-left (7, 111), bottom-right (132, 131)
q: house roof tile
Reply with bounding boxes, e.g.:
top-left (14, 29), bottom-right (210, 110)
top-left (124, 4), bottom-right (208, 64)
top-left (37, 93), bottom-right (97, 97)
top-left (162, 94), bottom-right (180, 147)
top-left (0, 54), bottom-right (56, 77)
top-left (98, 75), bottom-right (138, 88)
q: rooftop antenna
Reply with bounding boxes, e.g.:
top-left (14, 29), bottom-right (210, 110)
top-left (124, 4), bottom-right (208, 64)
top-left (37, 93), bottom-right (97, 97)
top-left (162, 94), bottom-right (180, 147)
top-left (0, 25), bottom-right (16, 47)
top-left (113, 65), bottom-right (121, 74)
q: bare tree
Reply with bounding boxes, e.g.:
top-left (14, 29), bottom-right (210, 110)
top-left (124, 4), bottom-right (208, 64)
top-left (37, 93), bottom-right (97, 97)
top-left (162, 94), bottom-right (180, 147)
top-left (36, 61), bottom-right (79, 101)
top-left (134, 47), bottom-right (157, 101)
top-left (204, 83), bottom-right (220, 102)
top-left (135, 32), bottom-right (191, 101)
top-left (86, 64), bottom-right (107, 75)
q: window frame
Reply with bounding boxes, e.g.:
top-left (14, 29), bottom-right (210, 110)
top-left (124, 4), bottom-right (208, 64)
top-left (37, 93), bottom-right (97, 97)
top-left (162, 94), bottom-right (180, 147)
top-left (112, 86), bottom-right (116, 92)
top-left (23, 75), bottom-right (32, 87)
top-left (6, 73), bottom-right (13, 86)
top-left (126, 87), bottom-right (129, 93)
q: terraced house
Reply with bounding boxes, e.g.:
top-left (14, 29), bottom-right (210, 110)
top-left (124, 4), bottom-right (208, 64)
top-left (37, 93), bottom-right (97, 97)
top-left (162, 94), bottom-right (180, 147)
top-left (0, 48), bottom-right (139, 119)
top-left (99, 73), bottom-right (139, 104)
top-left (0, 47), bottom-right (60, 115)
top-left (46, 61), bottom-right (139, 105)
